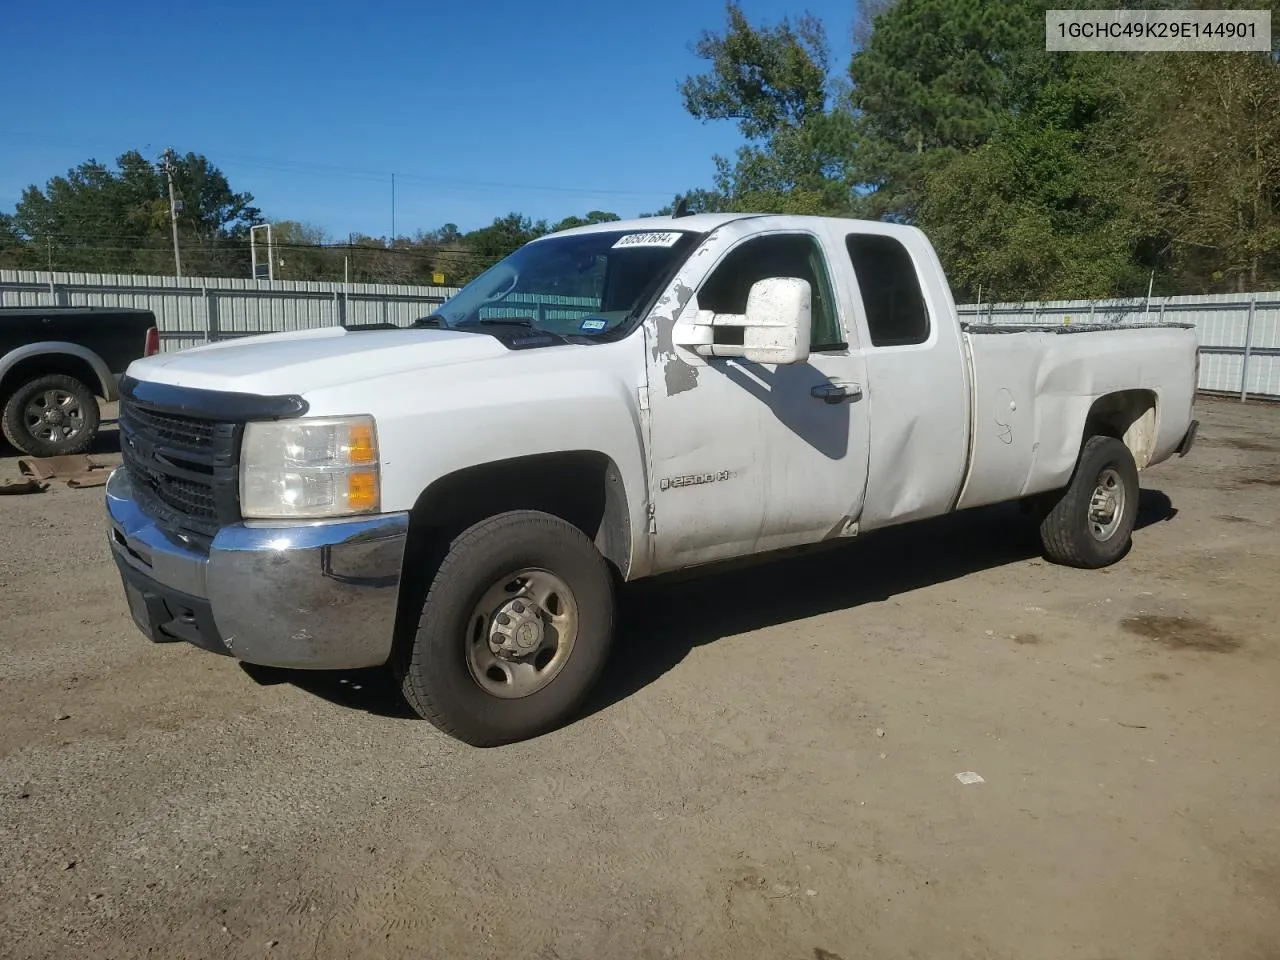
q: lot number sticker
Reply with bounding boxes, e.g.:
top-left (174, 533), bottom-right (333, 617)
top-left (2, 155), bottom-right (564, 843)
top-left (612, 232), bottom-right (683, 249)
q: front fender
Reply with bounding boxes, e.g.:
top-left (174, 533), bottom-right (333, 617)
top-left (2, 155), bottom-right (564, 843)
top-left (299, 337), bottom-right (653, 577)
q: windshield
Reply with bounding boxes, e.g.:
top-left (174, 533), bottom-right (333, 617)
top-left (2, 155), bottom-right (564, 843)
top-left (430, 229), bottom-right (701, 337)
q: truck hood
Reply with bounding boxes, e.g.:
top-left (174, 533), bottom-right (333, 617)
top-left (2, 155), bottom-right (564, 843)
top-left (126, 326), bottom-right (510, 395)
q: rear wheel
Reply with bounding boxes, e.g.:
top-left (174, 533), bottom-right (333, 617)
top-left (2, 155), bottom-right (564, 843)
top-left (1039, 435), bottom-right (1139, 568)
top-left (1, 373), bottom-right (100, 457)
top-left (396, 510), bottom-right (615, 746)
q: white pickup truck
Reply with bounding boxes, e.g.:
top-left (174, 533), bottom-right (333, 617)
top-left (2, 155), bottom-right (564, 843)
top-left (106, 214), bottom-right (1200, 745)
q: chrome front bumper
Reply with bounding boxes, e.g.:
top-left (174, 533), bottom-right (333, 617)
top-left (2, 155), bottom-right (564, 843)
top-left (106, 467), bottom-right (409, 669)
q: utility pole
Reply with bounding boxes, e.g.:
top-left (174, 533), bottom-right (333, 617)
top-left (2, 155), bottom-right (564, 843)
top-left (390, 173), bottom-right (396, 243)
top-left (162, 148), bottom-right (183, 278)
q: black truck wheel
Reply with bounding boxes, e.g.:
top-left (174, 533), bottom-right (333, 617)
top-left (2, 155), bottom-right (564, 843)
top-left (1039, 435), bottom-right (1140, 569)
top-left (1, 373), bottom-right (100, 457)
top-left (396, 510), bottom-right (615, 746)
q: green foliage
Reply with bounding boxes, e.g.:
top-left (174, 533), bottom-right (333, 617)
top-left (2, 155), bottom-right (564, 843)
top-left (0, 157), bottom-right (626, 284)
top-left (463, 214), bottom-right (548, 267)
top-left (9, 150), bottom-right (260, 276)
top-left (678, 0), bottom-right (1280, 298)
top-left (551, 210), bottom-right (621, 231)
top-left (679, 2), bottom-right (855, 215)
top-left (1127, 50), bottom-right (1280, 293)
top-left (642, 189), bottom-right (729, 218)
top-left (681, 2), bottom-right (829, 140)
top-left (849, 0), bottom-right (1049, 220)
top-left (9, 0), bottom-right (1280, 303)
top-left (919, 53), bottom-right (1149, 301)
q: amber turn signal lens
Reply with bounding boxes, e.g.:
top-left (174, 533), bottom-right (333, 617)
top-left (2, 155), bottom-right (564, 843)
top-left (347, 471), bottom-right (379, 510)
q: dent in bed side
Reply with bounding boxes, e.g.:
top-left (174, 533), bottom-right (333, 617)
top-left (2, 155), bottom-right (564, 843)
top-left (956, 326), bottom-right (1196, 511)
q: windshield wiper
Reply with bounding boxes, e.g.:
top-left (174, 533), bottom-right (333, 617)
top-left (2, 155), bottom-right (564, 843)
top-left (455, 317), bottom-right (581, 344)
top-left (471, 317), bottom-right (538, 327)
top-left (413, 313), bottom-right (445, 327)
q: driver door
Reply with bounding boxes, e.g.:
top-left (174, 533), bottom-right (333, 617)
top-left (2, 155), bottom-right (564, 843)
top-left (643, 221), bottom-right (871, 573)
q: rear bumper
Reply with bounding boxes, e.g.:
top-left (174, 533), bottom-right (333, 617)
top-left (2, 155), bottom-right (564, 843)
top-left (1178, 419), bottom-right (1199, 457)
top-left (106, 467), bottom-right (409, 669)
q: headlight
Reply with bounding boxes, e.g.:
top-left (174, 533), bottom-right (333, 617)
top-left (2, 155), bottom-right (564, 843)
top-left (240, 415), bottom-right (380, 519)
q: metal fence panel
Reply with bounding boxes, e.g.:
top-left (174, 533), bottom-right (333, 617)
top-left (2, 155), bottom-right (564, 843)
top-left (3, 270), bottom-right (1278, 399)
top-left (959, 290), bottom-right (1280, 399)
top-left (0, 270), bottom-right (462, 345)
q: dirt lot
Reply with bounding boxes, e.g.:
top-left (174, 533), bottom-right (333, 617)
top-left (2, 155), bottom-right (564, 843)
top-left (1, 396), bottom-right (1278, 960)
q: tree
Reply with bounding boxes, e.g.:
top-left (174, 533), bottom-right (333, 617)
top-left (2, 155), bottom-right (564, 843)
top-left (918, 53), bottom-right (1149, 301)
top-left (642, 189), bottom-right (729, 217)
top-left (680, 2), bottom-right (856, 214)
top-left (848, 0), bottom-right (1049, 220)
top-left (0, 214), bottom-right (32, 269)
top-left (853, 0), bottom-right (898, 48)
top-left (165, 151), bottom-right (262, 276)
top-left (463, 213), bottom-right (547, 266)
top-left (551, 210), bottom-right (620, 231)
top-left (1127, 51), bottom-right (1280, 293)
top-left (272, 221), bottom-right (338, 281)
top-left (8, 150), bottom-right (260, 276)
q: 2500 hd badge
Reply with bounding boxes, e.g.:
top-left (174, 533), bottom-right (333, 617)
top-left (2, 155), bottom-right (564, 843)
top-left (659, 470), bottom-right (735, 490)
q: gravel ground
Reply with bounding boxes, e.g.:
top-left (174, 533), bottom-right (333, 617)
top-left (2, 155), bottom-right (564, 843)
top-left (1, 396), bottom-right (1278, 960)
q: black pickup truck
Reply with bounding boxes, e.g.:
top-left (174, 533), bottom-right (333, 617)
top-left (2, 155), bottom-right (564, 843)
top-left (0, 306), bottom-right (159, 457)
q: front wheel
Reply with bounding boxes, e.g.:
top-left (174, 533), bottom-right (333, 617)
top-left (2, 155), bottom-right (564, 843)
top-left (1039, 435), bottom-right (1140, 569)
top-left (396, 510), bottom-right (615, 746)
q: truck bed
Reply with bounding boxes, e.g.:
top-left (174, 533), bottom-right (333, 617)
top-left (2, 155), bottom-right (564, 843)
top-left (955, 321), bottom-right (1199, 512)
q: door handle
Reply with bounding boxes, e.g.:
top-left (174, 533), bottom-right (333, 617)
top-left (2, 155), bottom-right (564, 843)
top-left (811, 381), bottom-right (863, 404)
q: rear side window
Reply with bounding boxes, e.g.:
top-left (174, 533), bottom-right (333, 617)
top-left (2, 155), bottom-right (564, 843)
top-left (845, 234), bottom-right (929, 347)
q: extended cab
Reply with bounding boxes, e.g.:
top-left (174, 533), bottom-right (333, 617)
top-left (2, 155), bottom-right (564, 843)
top-left (105, 215), bottom-right (1200, 745)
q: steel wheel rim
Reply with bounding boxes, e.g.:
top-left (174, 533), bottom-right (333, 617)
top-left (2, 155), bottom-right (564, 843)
top-left (24, 389), bottom-right (86, 443)
top-left (465, 568), bottom-right (578, 699)
top-left (1088, 467), bottom-right (1126, 541)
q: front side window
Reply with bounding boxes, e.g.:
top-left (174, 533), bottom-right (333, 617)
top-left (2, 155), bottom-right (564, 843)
top-left (432, 230), bottom-right (701, 338)
top-left (845, 234), bottom-right (930, 347)
top-left (697, 233), bottom-right (845, 351)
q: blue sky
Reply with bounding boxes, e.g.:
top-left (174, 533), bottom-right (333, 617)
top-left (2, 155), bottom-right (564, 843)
top-left (2, 0), bottom-right (857, 239)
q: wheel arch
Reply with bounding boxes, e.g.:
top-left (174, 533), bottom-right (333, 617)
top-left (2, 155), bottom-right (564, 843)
top-left (0, 343), bottom-right (116, 403)
top-left (391, 451), bottom-right (632, 660)
top-left (1083, 389), bottom-right (1159, 470)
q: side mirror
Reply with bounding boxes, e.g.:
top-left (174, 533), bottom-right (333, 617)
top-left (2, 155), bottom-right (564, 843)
top-left (682, 277), bottom-right (812, 365)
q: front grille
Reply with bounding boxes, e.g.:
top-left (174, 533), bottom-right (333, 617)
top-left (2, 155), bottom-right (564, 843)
top-left (125, 450), bottom-right (219, 519)
top-left (124, 405), bottom-right (216, 449)
top-left (118, 398), bottom-right (241, 540)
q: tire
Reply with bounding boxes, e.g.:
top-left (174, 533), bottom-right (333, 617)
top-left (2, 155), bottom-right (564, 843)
top-left (396, 510), bottom-right (615, 746)
top-left (2, 373), bottom-right (100, 457)
top-left (1039, 435), bottom-right (1140, 569)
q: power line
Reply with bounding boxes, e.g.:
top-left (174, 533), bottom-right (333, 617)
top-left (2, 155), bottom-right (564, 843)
top-left (0, 131), bottom-right (685, 199)
top-left (25, 229), bottom-right (545, 265)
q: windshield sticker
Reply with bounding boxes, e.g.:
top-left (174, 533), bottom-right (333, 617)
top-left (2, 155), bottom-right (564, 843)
top-left (580, 318), bottom-right (607, 331)
top-left (612, 231), bottom-right (683, 249)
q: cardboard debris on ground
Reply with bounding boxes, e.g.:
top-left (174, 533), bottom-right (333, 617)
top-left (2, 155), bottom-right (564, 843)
top-left (0, 477), bottom-right (48, 495)
top-left (16, 455), bottom-right (116, 489)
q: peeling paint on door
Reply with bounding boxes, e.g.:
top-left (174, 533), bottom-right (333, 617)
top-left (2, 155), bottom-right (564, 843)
top-left (650, 280), bottom-right (700, 396)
